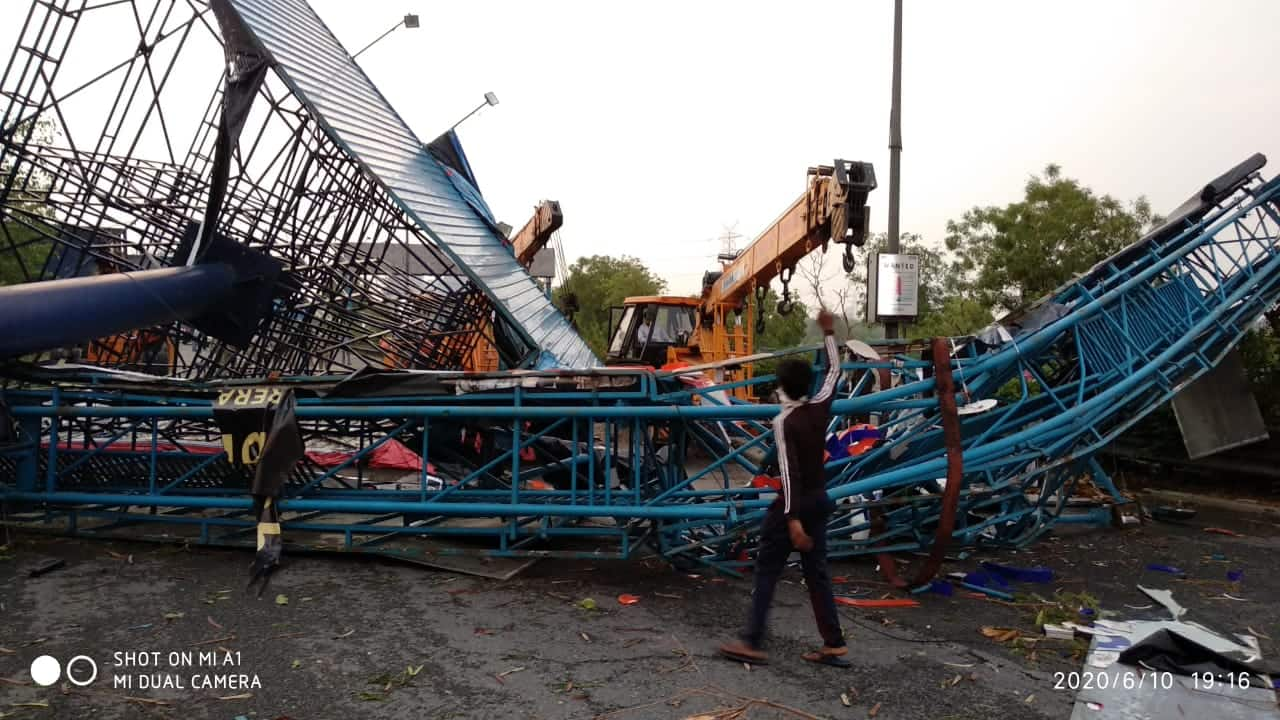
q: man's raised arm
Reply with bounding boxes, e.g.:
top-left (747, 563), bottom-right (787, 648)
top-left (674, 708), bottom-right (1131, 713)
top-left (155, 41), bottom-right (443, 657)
top-left (809, 310), bottom-right (840, 411)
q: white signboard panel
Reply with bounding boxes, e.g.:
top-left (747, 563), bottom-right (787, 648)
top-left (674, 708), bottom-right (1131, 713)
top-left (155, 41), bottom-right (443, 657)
top-left (867, 253), bottom-right (919, 320)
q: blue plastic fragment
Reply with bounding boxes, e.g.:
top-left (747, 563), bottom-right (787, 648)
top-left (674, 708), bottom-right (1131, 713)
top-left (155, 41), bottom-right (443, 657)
top-left (960, 581), bottom-right (1014, 601)
top-left (963, 571), bottom-right (1010, 590)
top-left (1145, 563), bottom-right (1185, 576)
top-left (1227, 569), bottom-right (1244, 582)
top-left (910, 580), bottom-right (954, 596)
top-left (981, 561), bottom-right (1053, 584)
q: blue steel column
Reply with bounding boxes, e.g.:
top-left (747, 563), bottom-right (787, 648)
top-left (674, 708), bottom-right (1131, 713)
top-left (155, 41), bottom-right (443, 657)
top-left (15, 415), bottom-right (40, 493)
top-left (44, 387), bottom-right (60, 493)
top-left (0, 264), bottom-right (237, 358)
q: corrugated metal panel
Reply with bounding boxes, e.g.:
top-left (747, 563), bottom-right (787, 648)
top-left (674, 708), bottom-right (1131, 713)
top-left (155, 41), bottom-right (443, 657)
top-left (228, 0), bottom-right (598, 369)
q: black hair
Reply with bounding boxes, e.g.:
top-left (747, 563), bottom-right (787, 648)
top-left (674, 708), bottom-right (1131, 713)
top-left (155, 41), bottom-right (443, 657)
top-left (776, 358), bottom-right (812, 400)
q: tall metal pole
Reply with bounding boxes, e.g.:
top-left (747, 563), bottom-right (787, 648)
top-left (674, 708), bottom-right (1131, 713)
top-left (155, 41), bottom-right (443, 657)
top-left (353, 14), bottom-right (420, 59)
top-left (884, 0), bottom-right (904, 340)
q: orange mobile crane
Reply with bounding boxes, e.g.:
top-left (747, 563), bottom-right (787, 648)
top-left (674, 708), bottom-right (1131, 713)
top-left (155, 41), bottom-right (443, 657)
top-left (604, 160), bottom-right (875, 393)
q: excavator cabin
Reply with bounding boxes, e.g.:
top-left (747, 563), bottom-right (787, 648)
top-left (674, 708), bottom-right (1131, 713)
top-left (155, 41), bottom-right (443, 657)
top-left (606, 296), bottom-right (700, 367)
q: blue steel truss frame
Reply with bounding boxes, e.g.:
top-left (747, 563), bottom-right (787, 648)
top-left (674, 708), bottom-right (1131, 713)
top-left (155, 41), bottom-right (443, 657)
top-left (3, 165), bottom-right (1280, 574)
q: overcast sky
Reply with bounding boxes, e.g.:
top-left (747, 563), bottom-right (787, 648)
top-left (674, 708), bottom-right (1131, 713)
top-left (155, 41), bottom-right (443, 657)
top-left (4, 0), bottom-right (1279, 306)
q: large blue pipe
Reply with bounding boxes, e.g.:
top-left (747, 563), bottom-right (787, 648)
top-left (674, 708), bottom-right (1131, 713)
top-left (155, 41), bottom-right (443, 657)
top-left (0, 264), bottom-right (236, 358)
top-left (0, 491), bottom-right (735, 520)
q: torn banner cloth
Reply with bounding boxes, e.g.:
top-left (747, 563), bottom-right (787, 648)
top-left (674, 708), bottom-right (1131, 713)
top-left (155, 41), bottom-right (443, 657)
top-left (1118, 628), bottom-right (1279, 683)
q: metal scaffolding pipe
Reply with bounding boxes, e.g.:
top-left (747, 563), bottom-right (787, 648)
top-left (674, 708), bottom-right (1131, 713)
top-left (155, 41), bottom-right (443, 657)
top-left (0, 264), bottom-right (236, 358)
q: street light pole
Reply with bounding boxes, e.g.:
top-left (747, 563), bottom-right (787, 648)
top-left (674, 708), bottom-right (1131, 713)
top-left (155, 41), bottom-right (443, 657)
top-left (885, 0), bottom-right (904, 340)
top-left (352, 13), bottom-right (420, 59)
top-left (449, 92), bottom-right (500, 132)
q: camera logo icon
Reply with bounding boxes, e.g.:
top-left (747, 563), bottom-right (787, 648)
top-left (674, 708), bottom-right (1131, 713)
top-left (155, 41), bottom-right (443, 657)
top-left (30, 655), bottom-right (98, 687)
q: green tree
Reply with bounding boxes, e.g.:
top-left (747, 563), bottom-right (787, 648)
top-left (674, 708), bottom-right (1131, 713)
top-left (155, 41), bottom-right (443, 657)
top-left (912, 296), bottom-right (993, 338)
top-left (751, 289), bottom-right (809, 384)
top-left (754, 288), bottom-right (808, 349)
top-left (553, 255), bottom-right (666, 357)
top-left (1236, 323), bottom-right (1280, 426)
top-left (0, 222), bottom-right (51, 286)
top-left (944, 164), bottom-right (1159, 314)
top-left (1, 117), bottom-right (56, 287)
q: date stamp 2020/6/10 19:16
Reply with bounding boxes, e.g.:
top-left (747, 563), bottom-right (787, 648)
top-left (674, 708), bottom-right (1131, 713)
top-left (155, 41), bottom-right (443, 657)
top-left (1055, 670), bottom-right (1257, 693)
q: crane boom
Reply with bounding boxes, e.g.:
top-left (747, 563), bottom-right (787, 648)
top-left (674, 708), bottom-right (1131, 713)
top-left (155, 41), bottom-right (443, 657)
top-left (703, 160), bottom-right (876, 310)
top-left (461, 200), bottom-right (566, 373)
top-left (604, 159), bottom-right (876, 399)
top-left (511, 200), bottom-right (564, 266)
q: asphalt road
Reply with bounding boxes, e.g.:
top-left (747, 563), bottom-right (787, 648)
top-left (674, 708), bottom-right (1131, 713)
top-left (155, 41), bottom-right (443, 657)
top-left (2, 502), bottom-right (1277, 720)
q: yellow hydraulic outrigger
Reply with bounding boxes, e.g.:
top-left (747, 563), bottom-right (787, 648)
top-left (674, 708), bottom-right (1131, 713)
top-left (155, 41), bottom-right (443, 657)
top-left (604, 160), bottom-right (875, 395)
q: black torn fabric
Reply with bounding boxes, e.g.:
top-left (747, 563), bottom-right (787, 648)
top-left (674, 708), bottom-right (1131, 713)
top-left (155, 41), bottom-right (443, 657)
top-left (1117, 628), bottom-right (1277, 682)
top-left (197, 1), bottom-right (271, 261)
top-left (250, 389), bottom-right (303, 498)
top-left (246, 495), bottom-right (282, 597)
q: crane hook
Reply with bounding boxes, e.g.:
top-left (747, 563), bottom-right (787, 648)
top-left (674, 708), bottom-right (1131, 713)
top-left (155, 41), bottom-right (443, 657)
top-left (842, 243), bottom-right (856, 273)
top-left (777, 267), bottom-right (794, 316)
top-left (754, 285), bottom-right (767, 335)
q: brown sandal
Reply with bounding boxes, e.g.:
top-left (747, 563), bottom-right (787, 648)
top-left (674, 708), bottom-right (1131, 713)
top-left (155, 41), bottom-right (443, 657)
top-left (718, 641), bottom-right (768, 665)
top-left (802, 647), bottom-right (851, 668)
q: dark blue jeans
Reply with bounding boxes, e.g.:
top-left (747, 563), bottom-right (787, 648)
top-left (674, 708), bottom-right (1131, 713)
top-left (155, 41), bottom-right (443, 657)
top-left (742, 499), bottom-right (845, 650)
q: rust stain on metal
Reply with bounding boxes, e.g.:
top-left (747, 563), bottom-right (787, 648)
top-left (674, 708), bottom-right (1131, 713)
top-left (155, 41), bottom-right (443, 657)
top-left (875, 339), bottom-right (965, 589)
top-left (911, 337), bottom-right (964, 587)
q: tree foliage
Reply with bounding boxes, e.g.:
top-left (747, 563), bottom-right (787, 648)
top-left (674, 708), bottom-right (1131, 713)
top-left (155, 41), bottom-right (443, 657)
top-left (911, 296), bottom-right (994, 339)
top-left (1238, 322), bottom-right (1280, 427)
top-left (944, 164), bottom-right (1159, 314)
top-left (553, 255), bottom-right (667, 357)
top-left (0, 223), bottom-right (52, 286)
top-left (754, 288), bottom-right (807, 351)
top-left (828, 166), bottom-right (1161, 341)
top-left (1, 117), bottom-right (56, 287)
top-left (751, 288), bottom-right (809, 386)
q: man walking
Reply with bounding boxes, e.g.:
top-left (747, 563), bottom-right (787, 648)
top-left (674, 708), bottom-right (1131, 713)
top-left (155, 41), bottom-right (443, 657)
top-left (719, 309), bottom-right (849, 667)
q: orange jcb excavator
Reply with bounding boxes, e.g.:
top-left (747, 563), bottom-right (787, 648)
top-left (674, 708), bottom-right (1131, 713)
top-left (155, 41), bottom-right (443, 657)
top-left (604, 160), bottom-right (876, 397)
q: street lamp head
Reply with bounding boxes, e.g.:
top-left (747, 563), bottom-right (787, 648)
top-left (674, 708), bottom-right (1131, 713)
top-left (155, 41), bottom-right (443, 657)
top-left (353, 13), bottom-right (420, 58)
top-left (448, 92), bottom-right (501, 132)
